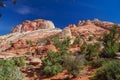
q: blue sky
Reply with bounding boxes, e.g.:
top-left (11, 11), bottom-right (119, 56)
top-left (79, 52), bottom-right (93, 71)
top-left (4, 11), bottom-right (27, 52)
top-left (0, 0), bottom-right (120, 35)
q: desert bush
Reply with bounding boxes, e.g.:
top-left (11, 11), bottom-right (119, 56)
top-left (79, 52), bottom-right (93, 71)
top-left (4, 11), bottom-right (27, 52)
top-left (12, 56), bottom-right (26, 67)
top-left (53, 36), bottom-right (61, 47)
top-left (80, 43), bottom-right (100, 61)
top-left (0, 59), bottom-right (24, 80)
top-left (36, 38), bottom-right (41, 45)
top-left (80, 42), bottom-right (87, 54)
top-left (101, 42), bottom-right (119, 58)
top-left (42, 37), bottom-right (83, 77)
top-left (72, 36), bottom-right (80, 45)
top-left (0, 59), bottom-right (14, 66)
top-left (41, 51), bottom-right (63, 76)
top-left (42, 63), bottom-right (63, 76)
top-left (89, 58), bottom-right (105, 68)
top-left (101, 26), bottom-right (120, 58)
top-left (88, 36), bottom-right (93, 41)
top-left (25, 51), bottom-right (32, 55)
top-left (0, 66), bottom-right (24, 80)
top-left (26, 39), bottom-right (33, 46)
top-left (63, 54), bottom-right (84, 78)
top-left (53, 37), bottom-right (70, 50)
top-left (92, 60), bottom-right (120, 80)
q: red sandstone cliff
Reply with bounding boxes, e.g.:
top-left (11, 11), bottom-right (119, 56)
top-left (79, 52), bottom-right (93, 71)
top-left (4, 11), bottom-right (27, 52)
top-left (11, 19), bottom-right (55, 33)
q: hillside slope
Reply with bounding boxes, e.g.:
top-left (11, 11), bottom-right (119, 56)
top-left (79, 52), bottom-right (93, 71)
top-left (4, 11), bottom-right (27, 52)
top-left (0, 19), bottom-right (119, 80)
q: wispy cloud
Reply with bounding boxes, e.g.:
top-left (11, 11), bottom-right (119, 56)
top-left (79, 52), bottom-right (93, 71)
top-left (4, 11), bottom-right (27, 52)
top-left (15, 5), bottom-right (34, 15)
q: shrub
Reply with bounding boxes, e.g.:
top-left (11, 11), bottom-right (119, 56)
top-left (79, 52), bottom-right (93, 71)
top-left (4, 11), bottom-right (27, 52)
top-left (63, 37), bottom-right (71, 47)
top-left (53, 37), bottom-right (60, 48)
top-left (36, 38), bottom-right (41, 45)
top-left (80, 43), bottom-right (100, 61)
top-left (72, 36), bottom-right (80, 45)
top-left (25, 51), bottom-right (32, 55)
top-left (92, 60), bottom-right (120, 80)
top-left (63, 54), bottom-right (84, 78)
top-left (0, 59), bottom-right (14, 66)
top-left (101, 26), bottom-right (120, 58)
top-left (42, 37), bottom-right (79, 77)
top-left (41, 51), bottom-right (63, 76)
top-left (42, 63), bottom-right (63, 76)
top-left (89, 58), bottom-right (105, 68)
top-left (12, 56), bottom-right (26, 67)
top-left (88, 36), bottom-right (93, 41)
top-left (53, 37), bottom-right (70, 50)
top-left (80, 42), bottom-right (87, 54)
top-left (0, 66), bottom-right (24, 80)
top-left (0, 59), bottom-right (24, 80)
top-left (101, 42), bottom-right (119, 58)
top-left (26, 39), bottom-right (33, 46)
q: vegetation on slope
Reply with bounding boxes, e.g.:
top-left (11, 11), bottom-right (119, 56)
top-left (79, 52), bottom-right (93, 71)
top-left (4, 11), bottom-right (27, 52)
top-left (40, 25), bottom-right (120, 79)
top-left (0, 25), bottom-right (120, 80)
top-left (0, 58), bottom-right (24, 80)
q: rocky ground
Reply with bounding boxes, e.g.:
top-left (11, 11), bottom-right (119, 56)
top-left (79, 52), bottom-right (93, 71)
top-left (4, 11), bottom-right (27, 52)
top-left (0, 19), bottom-right (119, 80)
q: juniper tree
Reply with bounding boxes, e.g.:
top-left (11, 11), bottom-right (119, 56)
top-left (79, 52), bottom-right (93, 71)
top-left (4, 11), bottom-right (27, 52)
top-left (101, 25), bottom-right (120, 58)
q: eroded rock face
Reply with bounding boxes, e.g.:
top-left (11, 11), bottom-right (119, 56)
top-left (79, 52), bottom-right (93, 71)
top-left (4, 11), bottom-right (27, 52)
top-left (93, 19), bottom-right (120, 30)
top-left (0, 28), bottom-right (62, 52)
top-left (93, 19), bottom-right (114, 30)
top-left (67, 19), bottom-right (107, 41)
top-left (59, 27), bottom-right (72, 39)
top-left (1, 19), bottom-right (119, 55)
top-left (68, 19), bottom-right (120, 39)
top-left (11, 19), bottom-right (55, 33)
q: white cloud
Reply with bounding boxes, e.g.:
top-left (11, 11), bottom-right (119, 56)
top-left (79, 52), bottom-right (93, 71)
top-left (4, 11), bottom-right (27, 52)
top-left (16, 5), bottom-right (33, 15)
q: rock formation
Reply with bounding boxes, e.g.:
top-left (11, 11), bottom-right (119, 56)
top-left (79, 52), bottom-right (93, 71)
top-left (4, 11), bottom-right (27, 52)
top-left (59, 27), bottom-right (72, 39)
top-left (0, 18), bottom-right (119, 56)
top-left (68, 19), bottom-right (107, 38)
top-left (0, 28), bottom-right (62, 52)
top-left (11, 19), bottom-right (55, 33)
top-left (93, 19), bottom-right (120, 30)
top-left (0, 18), bottom-right (120, 80)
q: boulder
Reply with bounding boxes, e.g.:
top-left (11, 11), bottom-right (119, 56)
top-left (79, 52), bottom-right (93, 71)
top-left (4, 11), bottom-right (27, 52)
top-left (30, 58), bottom-right (42, 66)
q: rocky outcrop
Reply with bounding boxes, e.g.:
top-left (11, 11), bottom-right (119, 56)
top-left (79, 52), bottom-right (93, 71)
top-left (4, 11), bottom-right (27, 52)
top-left (59, 27), bottom-right (72, 39)
top-left (1, 18), bottom-right (120, 80)
top-left (0, 28), bottom-right (62, 52)
top-left (93, 19), bottom-right (114, 30)
top-left (77, 19), bottom-right (120, 30)
top-left (78, 20), bottom-right (95, 26)
top-left (93, 19), bottom-right (120, 30)
top-left (11, 19), bottom-right (55, 33)
top-left (68, 20), bottom-right (106, 38)
top-left (1, 19), bottom-right (120, 54)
